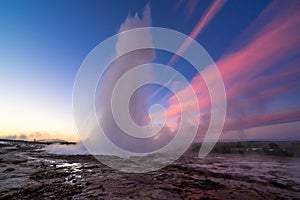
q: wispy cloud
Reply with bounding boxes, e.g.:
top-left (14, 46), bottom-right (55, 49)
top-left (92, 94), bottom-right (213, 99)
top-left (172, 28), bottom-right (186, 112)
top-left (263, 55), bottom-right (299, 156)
top-left (149, 0), bottom-right (227, 101)
top-left (154, 0), bottom-right (300, 137)
top-left (169, 0), bottom-right (227, 65)
top-left (184, 0), bottom-right (199, 21)
top-left (1, 131), bottom-right (53, 141)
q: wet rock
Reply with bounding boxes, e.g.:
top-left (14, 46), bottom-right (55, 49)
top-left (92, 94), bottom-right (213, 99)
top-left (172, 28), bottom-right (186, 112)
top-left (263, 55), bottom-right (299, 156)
top-left (239, 164), bottom-right (252, 170)
top-left (1, 140), bottom-right (300, 199)
top-left (268, 180), bottom-right (291, 190)
top-left (3, 167), bottom-right (15, 172)
top-left (15, 183), bottom-right (83, 199)
top-left (30, 170), bottom-right (69, 181)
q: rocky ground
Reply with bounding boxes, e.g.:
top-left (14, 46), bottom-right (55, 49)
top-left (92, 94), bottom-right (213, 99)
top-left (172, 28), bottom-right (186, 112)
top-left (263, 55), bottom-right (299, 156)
top-left (0, 141), bottom-right (299, 199)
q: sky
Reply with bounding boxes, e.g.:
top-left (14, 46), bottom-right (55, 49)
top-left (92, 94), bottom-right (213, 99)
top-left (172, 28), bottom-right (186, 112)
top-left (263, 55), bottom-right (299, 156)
top-left (0, 0), bottom-right (300, 142)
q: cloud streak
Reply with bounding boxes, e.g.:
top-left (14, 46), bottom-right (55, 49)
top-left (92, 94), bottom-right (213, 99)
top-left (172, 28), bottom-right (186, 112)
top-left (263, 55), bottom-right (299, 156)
top-left (154, 0), bottom-right (300, 138)
top-left (169, 0), bottom-right (227, 65)
top-left (149, 0), bottom-right (227, 101)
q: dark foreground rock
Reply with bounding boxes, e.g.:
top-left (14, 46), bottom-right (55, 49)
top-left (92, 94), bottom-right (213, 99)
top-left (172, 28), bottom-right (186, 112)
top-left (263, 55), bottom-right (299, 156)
top-left (0, 141), bottom-right (299, 199)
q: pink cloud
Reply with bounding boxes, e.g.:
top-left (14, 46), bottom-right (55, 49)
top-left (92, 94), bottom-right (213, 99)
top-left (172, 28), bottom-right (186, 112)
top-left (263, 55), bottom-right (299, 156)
top-left (148, 1), bottom-right (227, 103)
top-left (184, 0), bottom-right (199, 21)
top-left (224, 110), bottom-right (300, 131)
top-left (169, 0), bottom-right (227, 65)
top-left (156, 0), bottom-right (300, 134)
top-left (172, 0), bottom-right (184, 12)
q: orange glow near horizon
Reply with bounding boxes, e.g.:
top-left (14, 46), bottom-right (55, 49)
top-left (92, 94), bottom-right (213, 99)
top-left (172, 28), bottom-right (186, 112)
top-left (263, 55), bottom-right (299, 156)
top-left (0, 101), bottom-right (79, 142)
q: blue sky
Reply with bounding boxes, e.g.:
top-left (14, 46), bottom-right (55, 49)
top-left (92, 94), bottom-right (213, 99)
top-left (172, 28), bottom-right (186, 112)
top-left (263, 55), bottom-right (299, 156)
top-left (0, 0), bottom-right (299, 141)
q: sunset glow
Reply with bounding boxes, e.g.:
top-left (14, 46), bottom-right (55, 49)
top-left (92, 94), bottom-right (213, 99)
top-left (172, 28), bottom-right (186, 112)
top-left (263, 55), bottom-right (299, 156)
top-left (0, 0), bottom-right (299, 142)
